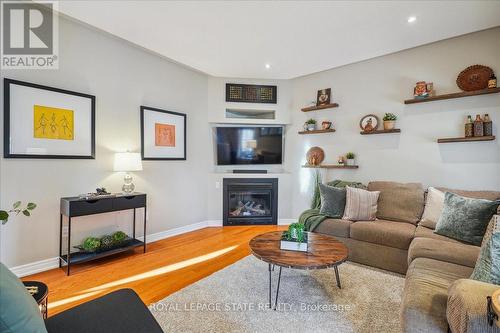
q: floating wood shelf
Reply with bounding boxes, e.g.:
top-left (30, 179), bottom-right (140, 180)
top-left (404, 87), bottom-right (500, 104)
top-left (301, 103), bottom-right (339, 112)
top-left (360, 129), bottom-right (401, 135)
top-left (302, 164), bottom-right (359, 169)
top-left (437, 136), bottom-right (496, 144)
top-left (298, 129), bottom-right (336, 135)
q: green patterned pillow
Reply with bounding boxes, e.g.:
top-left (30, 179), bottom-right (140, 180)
top-left (470, 215), bottom-right (500, 284)
top-left (434, 192), bottom-right (500, 246)
top-left (319, 183), bottom-right (346, 218)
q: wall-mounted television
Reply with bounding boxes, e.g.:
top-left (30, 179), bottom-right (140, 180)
top-left (216, 126), bottom-right (283, 165)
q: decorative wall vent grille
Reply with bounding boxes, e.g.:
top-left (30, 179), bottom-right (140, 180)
top-left (225, 83), bottom-right (277, 104)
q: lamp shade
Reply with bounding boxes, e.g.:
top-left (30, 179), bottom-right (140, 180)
top-left (113, 152), bottom-right (143, 172)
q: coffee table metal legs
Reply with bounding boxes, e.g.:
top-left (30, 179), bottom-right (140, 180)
top-left (267, 265), bottom-right (342, 310)
top-left (274, 267), bottom-right (282, 310)
top-left (334, 265), bottom-right (341, 289)
top-left (268, 264), bottom-right (282, 310)
top-left (268, 264), bottom-right (272, 308)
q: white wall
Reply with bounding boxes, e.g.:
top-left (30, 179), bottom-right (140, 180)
top-left (288, 27), bottom-right (500, 217)
top-left (0, 14), bottom-right (210, 268)
top-left (1, 13), bottom-right (499, 270)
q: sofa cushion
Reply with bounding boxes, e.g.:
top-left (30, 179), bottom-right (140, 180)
top-left (408, 237), bottom-right (480, 268)
top-left (314, 218), bottom-right (352, 238)
top-left (342, 187), bottom-right (380, 221)
top-left (318, 183), bottom-right (346, 218)
top-left (350, 219), bottom-right (416, 250)
top-left (420, 187), bottom-right (445, 229)
top-left (401, 258), bottom-right (473, 333)
top-left (435, 192), bottom-right (500, 246)
top-left (0, 263), bottom-right (47, 333)
top-left (436, 187), bottom-right (500, 202)
top-left (367, 181), bottom-right (425, 224)
top-left (470, 215), bottom-right (500, 284)
top-left (414, 225), bottom-right (462, 243)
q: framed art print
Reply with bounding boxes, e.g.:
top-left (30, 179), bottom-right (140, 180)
top-left (140, 106), bottom-right (186, 160)
top-left (3, 78), bottom-right (95, 159)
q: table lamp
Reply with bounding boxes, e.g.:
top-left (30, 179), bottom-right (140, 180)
top-left (113, 152), bottom-right (143, 193)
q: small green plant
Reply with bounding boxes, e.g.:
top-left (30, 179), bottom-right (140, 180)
top-left (305, 118), bottom-right (317, 125)
top-left (112, 231), bottom-right (127, 243)
top-left (0, 201), bottom-right (37, 225)
top-left (100, 235), bottom-right (114, 250)
top-left (346, 152), bottom-right (355, 159)
top-left (82, 237), bottom-right (101, 252)
top-left (284, 223), bottom-right (306, 243)
top-left (383, 113), bottom-right (397, 121)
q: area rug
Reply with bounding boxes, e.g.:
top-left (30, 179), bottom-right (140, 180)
top-left (150, 256), bottom-right (404, 333)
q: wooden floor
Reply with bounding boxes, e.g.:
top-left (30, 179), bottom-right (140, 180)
top-left (23, 225), bottom-right (286, 317)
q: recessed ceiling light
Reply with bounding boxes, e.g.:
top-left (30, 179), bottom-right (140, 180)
top-left (265, 64), bottom-right (271, 69)
top-left (407, 16), bottom-right (417, 23)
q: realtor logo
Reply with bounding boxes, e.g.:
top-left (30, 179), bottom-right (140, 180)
top-left (1, 0), bottom-right (59, 69)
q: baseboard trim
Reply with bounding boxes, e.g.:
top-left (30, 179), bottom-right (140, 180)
top-left (10, 220), bottom-right (211, 277)
top-left (10, 257), bottom-right (60, 278)
top-left (10, 218), bottom-right (295, 277)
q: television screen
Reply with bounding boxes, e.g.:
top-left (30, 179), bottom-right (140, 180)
top-left (216, 126), bottom-right (283, 165)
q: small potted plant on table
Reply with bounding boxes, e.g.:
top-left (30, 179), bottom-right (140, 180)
top-left (383, 113), bottom-right (397, 130)
top-left (304, 119), bottom-right (317, 131)
top-left (281, 223), bottom-right (308, 252)
top-left (346, 152), bottom-right (355, 166)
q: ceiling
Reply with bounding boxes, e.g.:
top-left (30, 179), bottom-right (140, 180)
top-left (57, 1), bottom-right (500, 79)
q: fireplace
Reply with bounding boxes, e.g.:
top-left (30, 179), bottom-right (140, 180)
top-left (223, 178), bottom-right (278, 226)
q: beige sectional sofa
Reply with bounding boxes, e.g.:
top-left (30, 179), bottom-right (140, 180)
top-left (312, 181), bottom-right (500, 333)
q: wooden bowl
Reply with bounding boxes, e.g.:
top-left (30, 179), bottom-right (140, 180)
top-left (306, 147), bottom-right (325, 166)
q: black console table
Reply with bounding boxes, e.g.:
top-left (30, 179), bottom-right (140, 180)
top-left (59, 193), bottom-right (147, 275)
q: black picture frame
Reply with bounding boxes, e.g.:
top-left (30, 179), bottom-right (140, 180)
top-left (3, 78), bottom-right (96, 159)
top-left (140, 106), bottom-right (187, 161)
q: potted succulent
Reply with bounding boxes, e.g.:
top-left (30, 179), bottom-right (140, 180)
top-left (346, 152), bottom-right (355, 166)
top-left (383, 113), bottom-right (397, 130)
top-left (305, 118), bottom-right (317, 131)
top-left (281, 223), bottom-right (308, 252)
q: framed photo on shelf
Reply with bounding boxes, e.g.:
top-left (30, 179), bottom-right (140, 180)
top-left (140, 106), bottom-right (186, 160)
top-left (3, 78), bottom-right (95, 159)
top-left (316, 88), bottom-right (331, 106)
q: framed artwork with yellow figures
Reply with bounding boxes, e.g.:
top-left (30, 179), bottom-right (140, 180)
top-left (3, 78), bottom-right (95, 159)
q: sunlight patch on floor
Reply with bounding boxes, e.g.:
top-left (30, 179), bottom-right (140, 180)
top-left (81, 245), bottom-right (238, 293)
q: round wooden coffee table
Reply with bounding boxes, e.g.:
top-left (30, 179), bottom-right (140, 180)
top-left (249, 231), bottom-right (348, 309)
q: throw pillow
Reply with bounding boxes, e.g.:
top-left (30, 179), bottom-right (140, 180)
top-left (420, 187), bottom-right (445, 229)
top-left (470, 215), bottom-right (500, 284)
top-left (0, 263), bottom-right (48, 333)
top-left (342, 186), bottom-right (380, 221)
top-left (434, 192), bottom-right (500, 246)
top-left (319, 183), bottom-right (346, 218)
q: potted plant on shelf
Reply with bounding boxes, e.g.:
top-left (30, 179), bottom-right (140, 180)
top-left (305, 119), bottom-right (317, 131)
top-left (281, 223), bottom-right (308, 252)
top-left (383, 113), bottom-right (397, 130)
top-left (346, 152), bottom-right (355, 166)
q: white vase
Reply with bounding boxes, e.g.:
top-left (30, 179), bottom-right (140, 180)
top-left (307, 124), bottom-right (316, 131)
top-left (346, 159), bottom-right (355, 166)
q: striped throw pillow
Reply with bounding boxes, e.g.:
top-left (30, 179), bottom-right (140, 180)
top-left (342, 186), bottom-right (380, 221)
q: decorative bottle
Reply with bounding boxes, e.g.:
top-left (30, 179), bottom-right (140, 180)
top-left (488, 74), bottom-right (497, 89)
top-left (483, 114), bottom-right (493, 137)
top-left (473, 115), bottom-right (484, 137)
top-left (465, 115), bottom-right (474, 137)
